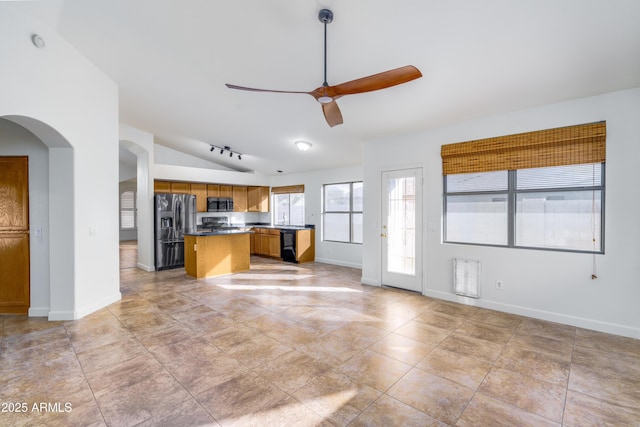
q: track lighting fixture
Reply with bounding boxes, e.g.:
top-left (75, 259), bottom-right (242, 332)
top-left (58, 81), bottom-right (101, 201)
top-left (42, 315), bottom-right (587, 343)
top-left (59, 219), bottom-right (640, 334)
top-left (209, 144), bottom-right (243, 160)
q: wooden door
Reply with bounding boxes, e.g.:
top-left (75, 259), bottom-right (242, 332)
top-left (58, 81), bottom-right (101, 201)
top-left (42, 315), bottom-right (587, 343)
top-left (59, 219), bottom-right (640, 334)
top-left (0, 156), bottom-right (30, 314)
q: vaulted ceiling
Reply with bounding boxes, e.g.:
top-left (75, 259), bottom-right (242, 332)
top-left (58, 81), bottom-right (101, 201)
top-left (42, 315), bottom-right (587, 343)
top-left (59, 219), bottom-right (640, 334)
top-left (12, 0), bottom-right (640, 175)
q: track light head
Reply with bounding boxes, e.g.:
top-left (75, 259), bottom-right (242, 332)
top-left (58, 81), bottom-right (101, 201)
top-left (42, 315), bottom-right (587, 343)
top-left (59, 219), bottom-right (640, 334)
top-left (220, 148), bottom-right (224, 154)
top-left (210, 146), bottom-right (214, 152)
top-left (238, 154), bottom-right (242, 160)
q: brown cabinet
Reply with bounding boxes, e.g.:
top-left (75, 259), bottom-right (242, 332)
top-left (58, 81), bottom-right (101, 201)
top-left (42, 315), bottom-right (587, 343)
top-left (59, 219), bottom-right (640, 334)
top-left (207, 184), bottom-right (220, 198)
top-left (190, 183), bottom-right (207, 212)
top-left (233, 186), bottom-right (248, 212)
top-left (170, 182), bottom-right (191, 194)
top-left (156, 181), bottom-right (269, 213)
top-left (154, 180), bottom-right (171, 193)
top-left (248, 186), bottom-right (270, 212)
top-left (220, 185), bottom-right (233, 198)
top-left (252, 228), bottom-right (281, 258)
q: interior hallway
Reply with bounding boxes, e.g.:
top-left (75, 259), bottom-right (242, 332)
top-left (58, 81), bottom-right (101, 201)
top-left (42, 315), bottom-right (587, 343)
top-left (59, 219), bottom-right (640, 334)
top-left (0, 247), bottom-right (638, 426)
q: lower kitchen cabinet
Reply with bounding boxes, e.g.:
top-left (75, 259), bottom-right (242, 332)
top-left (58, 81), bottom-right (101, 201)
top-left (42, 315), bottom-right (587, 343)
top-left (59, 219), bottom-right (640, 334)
top-left (252, 228), bottom-right (281, 258)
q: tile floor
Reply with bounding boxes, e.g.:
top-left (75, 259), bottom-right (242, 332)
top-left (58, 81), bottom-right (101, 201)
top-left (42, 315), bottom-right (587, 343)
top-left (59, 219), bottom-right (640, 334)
top-left (1, 250), bottom-right (639, 426)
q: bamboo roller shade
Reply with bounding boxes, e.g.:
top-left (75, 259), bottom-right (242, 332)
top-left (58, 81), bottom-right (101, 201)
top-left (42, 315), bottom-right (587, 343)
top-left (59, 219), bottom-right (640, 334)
top-left (441, 121), bottom-right (606, 175)
top-left (271, 184), bottom-right (305, 194)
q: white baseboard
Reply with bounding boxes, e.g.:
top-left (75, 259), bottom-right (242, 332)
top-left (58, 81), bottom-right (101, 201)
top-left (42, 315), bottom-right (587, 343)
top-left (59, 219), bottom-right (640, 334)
top-left (136, 262), bottom-right (155, 272)
top-left (48, 292), bottom-right (122, 321)
top-left (48, 310), bottom-right (77, 321)
top-left (423, 289), bottom-right (640, 340)
top-left (315, 257), bottom-right (362, 269)
top-left (361, 276), bottom-right (381, 287)
top-left (28, 307), bottom-right (49, 317)
top-left (75, 292), bottom-right (122, 319)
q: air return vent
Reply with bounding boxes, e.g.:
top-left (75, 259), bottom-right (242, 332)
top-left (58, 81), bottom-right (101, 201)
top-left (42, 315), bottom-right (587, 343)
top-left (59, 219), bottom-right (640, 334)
top-left (453, 258), bottom-right (481, 298)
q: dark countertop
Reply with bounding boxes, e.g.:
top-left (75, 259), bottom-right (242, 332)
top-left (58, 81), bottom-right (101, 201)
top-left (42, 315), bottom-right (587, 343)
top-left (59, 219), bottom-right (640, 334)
top-left (246, 224), bottom-right (315, 230)
top-left (185, 229), bottom-right (254, 237)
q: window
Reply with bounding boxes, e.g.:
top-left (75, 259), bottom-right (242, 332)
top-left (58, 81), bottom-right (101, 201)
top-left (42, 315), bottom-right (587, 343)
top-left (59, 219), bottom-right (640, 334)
top-left (120, 190), bottom-right (136, 229)
top-left (323, 182), bottom-right (363, 243)
top-left (441, 121), bottom-right (606, 254)
top-left (444, 164), bottom-right (604, 252)
top-left (271, 185), bottom-right (305, 226)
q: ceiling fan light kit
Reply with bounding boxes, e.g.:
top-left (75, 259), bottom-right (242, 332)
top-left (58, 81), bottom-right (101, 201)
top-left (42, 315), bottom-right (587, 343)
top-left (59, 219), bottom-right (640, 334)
top-left (226, 8), bottom-right (422, 127)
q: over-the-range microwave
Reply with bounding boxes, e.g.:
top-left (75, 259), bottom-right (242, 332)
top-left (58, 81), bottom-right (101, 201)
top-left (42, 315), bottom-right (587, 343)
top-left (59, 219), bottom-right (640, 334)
top-left (207, 197), bottom-right (234, 212)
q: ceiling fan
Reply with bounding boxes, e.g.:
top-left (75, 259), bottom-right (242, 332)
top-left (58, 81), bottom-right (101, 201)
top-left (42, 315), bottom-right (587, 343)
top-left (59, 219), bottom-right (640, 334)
top-left (225, 9), bottom-right (422, 127)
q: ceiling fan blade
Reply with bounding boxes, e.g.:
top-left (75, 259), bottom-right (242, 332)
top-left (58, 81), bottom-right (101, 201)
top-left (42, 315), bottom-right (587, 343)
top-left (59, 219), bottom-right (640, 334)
top-left (225, 83), bottom-right (308, 95)
top-left (328, 65), bottom-right (422, 97)
top-left (322, 101), bottom-right (343, 127)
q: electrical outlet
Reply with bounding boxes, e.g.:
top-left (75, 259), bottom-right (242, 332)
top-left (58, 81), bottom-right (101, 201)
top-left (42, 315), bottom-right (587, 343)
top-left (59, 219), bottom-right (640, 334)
top-left (496, 280), bottom-right (504, 290)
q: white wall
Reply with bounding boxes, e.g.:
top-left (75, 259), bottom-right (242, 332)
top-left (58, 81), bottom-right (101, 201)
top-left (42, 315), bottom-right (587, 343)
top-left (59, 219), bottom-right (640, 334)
top-left (271, 165), bottom-right (364, 268)
top-left (0, 6), bottom-right (121, 319)
top-left (120, 124), bottom-right (155, 272)
top-left (363, 88), bottom-right (640, 339)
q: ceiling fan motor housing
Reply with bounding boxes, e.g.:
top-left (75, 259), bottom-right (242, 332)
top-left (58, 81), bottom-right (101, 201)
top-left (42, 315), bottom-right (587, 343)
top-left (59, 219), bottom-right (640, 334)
top-left (318, 9), bottom-right (333, 24)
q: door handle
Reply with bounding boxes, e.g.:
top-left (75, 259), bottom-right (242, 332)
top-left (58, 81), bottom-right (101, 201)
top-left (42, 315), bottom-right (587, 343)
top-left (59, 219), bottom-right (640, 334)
top-left (381, 233), bottom-right (387, 237)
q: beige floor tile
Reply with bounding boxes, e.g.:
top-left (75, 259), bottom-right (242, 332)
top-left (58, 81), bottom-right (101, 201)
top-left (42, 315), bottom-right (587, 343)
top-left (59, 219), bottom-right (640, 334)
top-left (368, 332), bottom-right (436, 365)
top-left (456, 320), bottom-right (515, 343)
top-left (438, 331), bottom-right (505, 362)
top-left (414, 309), bottom-right (465, 330)
top-left (338, 349), bottom-right (413, 392)
top-left (252, 349), bottom-right (333, 393)
top-left (75, 335), bottom-right (149, 374)
top-left (195, 370), bottom-right (290, 423)
top-left (563, 389), bottom-right (640, 427)
top-left (328, 322), bottom-right (390, 349)
top-left (574, 327), bottom-right (640, 359)
top-left (516, 318), bottom-right (576, 342)
top-left (350, 394), bottom-right (447, 427)
top-left (457, 393), bottom-right (561, 427)
top-left (387, 367), bottom-right (475, 425)
top-left (495, 345), bottom-right (570, 386)
top-left (416, 347), bottom-right (492, 389)
top-left (299, 332), bottom-right (363, 366)
top-left (293, 370), bottom-right (381, 426)
top-left (478, 367), bottom-right (566, 422)
top-left (393, 319), bottom-right (451, 346)
top-left (507, 332), bottom-right (574, 361)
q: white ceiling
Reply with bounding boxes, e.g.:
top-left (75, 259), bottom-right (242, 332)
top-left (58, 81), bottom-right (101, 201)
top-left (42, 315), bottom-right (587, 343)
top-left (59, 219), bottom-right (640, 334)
top-left (12, 0), bottom-right (640, 175)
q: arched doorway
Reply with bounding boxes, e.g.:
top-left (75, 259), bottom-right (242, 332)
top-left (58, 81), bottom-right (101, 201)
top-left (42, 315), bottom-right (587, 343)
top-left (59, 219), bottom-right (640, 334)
top-left (0, 115), bottom-right (74, 317)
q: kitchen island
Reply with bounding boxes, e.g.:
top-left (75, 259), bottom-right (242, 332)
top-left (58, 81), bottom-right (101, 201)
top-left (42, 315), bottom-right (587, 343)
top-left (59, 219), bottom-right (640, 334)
top-left (184, 230), bottom-right (252, 279)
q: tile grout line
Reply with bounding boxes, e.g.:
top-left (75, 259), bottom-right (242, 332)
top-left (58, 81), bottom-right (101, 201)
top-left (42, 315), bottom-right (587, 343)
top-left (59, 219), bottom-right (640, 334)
top-left (561, 326), bottom-right (579, 426)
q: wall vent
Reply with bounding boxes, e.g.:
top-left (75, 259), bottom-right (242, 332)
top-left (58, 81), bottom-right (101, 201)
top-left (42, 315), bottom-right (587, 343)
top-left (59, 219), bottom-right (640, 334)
top-left (453, 258), bottom-right (481, 298)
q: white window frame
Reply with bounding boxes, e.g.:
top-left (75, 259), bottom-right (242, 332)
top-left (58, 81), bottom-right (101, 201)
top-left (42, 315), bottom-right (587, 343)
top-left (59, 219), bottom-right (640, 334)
top-left (322, 181), bottom-right (363, 244)
top-left (444, 163), bottom-right (605, 254)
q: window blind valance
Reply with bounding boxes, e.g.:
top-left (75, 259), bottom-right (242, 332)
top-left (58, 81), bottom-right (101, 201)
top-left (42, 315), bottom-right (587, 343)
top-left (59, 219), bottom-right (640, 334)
top-left (271, 184), bottom-right (305, 194)
top-left (441, 121), bottom-right (606, 175)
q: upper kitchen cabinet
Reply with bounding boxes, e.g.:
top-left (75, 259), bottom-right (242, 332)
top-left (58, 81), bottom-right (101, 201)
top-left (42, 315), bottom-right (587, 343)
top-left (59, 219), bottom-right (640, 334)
top-left (207, 184), bottom-right (220, 197)
top-left (170, 182), bottom-right (191, 194)
top-left (154, 180), bottom-right (171, 193)
top-left (190, 183), bottom-right (207, 212)
top-left (220, 185), bottom-right (233, 198)
top-left (233, 186), bottom-right (248, 212)
top-left (248, 186), bottom-right (270, 212)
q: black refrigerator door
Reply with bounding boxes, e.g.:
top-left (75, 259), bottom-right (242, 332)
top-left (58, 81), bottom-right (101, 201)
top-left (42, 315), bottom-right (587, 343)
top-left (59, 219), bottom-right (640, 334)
top-left (155, 240), bottom-right (185, 270)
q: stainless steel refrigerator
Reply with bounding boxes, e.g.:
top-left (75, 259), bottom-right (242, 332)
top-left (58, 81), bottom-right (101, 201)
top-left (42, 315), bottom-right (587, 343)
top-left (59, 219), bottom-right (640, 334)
top-left (154, 193), bottom-right (196, 270)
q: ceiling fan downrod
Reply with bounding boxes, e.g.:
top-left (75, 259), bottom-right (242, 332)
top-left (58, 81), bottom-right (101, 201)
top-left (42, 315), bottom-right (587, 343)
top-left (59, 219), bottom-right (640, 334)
top-left (318, 8), bottom-right (334, 101)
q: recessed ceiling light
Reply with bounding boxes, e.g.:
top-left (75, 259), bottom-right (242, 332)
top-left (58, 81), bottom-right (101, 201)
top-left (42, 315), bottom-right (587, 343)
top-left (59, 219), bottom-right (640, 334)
top-left (295, 140), bottom-right (312, 151)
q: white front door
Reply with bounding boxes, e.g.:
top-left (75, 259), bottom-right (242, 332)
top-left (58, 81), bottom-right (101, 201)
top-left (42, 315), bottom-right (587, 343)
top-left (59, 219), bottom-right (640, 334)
top-left (381, 168), bottom-right (423, 292)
